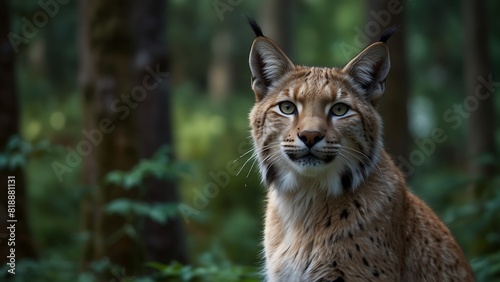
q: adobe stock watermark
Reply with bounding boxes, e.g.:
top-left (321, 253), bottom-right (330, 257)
top-left (397, 74), bottom-right (499, 175)
top-left (8, 0), bottom-right (71, 54)
top-left (212, 0), bottom-right (243, 21)
top-left (338, 0), bottom-right (403, 60)
top-left (178, 139), bottom-right (254, 224)
top-left (51, 65), bottom-right (169, 182)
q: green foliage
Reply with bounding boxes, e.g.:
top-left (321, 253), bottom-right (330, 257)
top-left (0, 259), bottom-right (76, 282)
top-left (471, 252), bottom-right (500, 282)
top-left (411, 168), bottom-right (500, 281)
top-left (147, 246), bottom-right (261, 282)
top-left (146, 261), bottom-right (259, 282)
top-left (106, 198), bottom-right (178, 224)
top-left (103, 144), bottom-right (186, 238)
top-left (172, 84), bottom-right (263, 266)
top-left (99, 145), bottom-right (189, 264)
top-left (449, 177), bottom-right (500, 281)
top-left (105, 146), bottom-right (188, 189)
top-left (0, 135), bottom-right (54, 170)
top-left (0, 258), bottom-right (260, 282)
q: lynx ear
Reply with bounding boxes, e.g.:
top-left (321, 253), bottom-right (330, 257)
top-left (342, 42), bottom-right (390, 105)
top-left (249, 37), bottom-right (294, 100)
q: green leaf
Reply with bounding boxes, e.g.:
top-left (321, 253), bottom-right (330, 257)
top-left (123, 174), bottom-right (139, 189)
top-left (147, 208), bottom-right (167, 223)
top-left (123, 224), bottom-right (137, 238)
top-left (5, 135), bottom-right (21, 151)
top-left (102, 145), bottom-right (184, 190)
top-left (105, 199), bottom-right (176, 224)
top-left (9, 153), bottom-right (26, 169)
top-left (132, 278), bottom-right (155, 282)
top-left (19, 140), bottom-right (33, 154)
top-left (0, 154), bottom-right (8, 168)
top-left (105, 171), bottom-right (125, 185)
top-left (106, 198), bottom-right (135, 215)
top-left (132, 202), bottom-right (150, 216)
top-left (145, 261), bottom-right (169, 271)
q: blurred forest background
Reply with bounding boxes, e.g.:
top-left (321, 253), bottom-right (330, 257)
top-left (0, 0), bottom-right (499, 281)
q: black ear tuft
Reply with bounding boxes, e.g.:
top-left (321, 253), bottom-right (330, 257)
top-left (246, 16), bottom-right (264, 38)
top-left (378, 25), bottom-right (400, 43)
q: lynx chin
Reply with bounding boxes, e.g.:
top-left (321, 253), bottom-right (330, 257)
top-left (246, 18), bottom-right (474, 282)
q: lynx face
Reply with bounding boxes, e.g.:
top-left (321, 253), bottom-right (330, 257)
top-left (248, 22), bottom-right (392, 195)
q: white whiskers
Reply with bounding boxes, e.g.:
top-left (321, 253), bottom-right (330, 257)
top-left (235, 143), bottom-right (282, 177)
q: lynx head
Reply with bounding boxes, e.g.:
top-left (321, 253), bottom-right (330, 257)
top-left (247, 19), bottom-right (396, 195)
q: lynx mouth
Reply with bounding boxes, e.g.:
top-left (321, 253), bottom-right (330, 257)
top-left (286, 152), bottom-right (336, 166)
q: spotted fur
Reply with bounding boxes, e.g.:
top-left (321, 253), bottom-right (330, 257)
top-left (247, 20), bottom-right (474, 282)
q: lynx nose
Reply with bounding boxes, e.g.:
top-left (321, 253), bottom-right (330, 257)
top-left (298, 130), bottom-right (324, 148)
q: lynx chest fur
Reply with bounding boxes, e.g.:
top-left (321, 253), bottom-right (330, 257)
top-left (246, 19), bottom-right (474, 282)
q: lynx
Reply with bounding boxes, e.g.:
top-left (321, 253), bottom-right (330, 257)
top-left (246, 19), bottom-right (474, 282)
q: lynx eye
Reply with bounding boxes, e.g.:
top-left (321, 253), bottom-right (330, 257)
top-left (330, 103), bottom-right (349, 116)
top-left (278, 101), bottom-right (297, 115)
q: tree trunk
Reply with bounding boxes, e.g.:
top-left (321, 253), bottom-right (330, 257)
top-left (259, 0), bottom-right (296, 56)
top-left (0, 0), bottom-right (38, 264)
top-left (208, 28), bottom-right (233, 101)
top-left (464, 0), bottom-right (496, 184)
top-left (79, 0), bottom-right (143, 275)
top-left (463, 0), bottom-right (497, 258)
top-left (367, 0), bottom-right (410, 163)
top-left (131, 0), bottom-right (187, 264)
